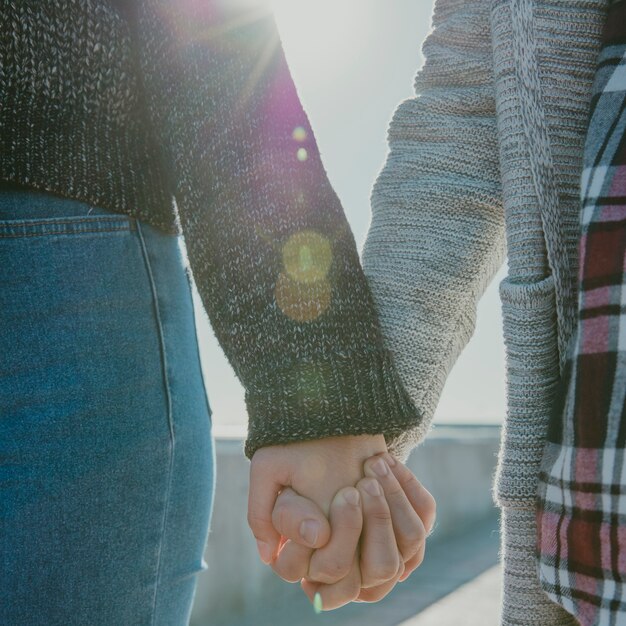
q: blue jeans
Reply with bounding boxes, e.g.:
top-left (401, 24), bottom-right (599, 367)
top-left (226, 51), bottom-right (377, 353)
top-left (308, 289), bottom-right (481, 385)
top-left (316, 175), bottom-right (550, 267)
top-left (0, 191), bottom-right (215, 625)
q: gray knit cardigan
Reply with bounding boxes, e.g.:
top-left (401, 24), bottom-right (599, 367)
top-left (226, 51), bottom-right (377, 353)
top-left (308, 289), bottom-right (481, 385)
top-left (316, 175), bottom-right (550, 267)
top-left (364, 0), bottom-right (607, 623)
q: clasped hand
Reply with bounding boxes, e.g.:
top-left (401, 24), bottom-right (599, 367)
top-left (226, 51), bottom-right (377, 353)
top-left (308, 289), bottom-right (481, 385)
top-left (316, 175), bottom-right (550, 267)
top-left (248, 435), bottom-right (436, 611)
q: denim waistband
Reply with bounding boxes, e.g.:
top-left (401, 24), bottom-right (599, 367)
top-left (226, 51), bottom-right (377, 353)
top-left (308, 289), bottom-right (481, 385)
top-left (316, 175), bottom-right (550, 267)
top-left (0, 189), bottom-right (127, 221)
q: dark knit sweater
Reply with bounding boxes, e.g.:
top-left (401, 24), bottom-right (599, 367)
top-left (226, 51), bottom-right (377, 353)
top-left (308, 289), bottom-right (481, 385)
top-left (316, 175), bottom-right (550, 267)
top-left (0, 1), bottom-right (421, 457)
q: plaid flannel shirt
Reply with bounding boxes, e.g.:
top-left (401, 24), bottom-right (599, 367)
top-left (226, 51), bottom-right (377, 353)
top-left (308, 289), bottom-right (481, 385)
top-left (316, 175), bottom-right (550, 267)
top-left (536, 2), bottom-right (626, 624)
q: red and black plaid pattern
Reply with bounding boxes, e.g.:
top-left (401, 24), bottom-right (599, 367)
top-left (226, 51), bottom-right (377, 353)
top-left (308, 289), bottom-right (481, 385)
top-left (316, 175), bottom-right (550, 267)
top-left (537, 2), bottom-right (626, 623)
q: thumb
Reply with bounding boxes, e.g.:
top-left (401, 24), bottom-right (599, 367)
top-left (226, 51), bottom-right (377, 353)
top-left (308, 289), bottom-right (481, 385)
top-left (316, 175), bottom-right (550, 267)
top-left (247, 448), bottom-right (291, 565)
top-left (272, 487), bottom-right (331, 549)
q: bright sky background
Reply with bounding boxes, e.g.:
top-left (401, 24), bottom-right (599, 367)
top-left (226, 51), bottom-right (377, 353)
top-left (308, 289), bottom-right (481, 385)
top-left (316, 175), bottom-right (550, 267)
top-left (193, 0), bottom-right (507, 433)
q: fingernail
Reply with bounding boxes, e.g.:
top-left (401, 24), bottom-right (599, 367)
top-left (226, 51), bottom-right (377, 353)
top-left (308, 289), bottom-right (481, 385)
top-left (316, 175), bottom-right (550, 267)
top-left (300, 519), bottom-right (320, 546)
top-left (343, 488), bottom-right (360, 507)
top-left (256, 539), bottom-right (271, 564)
top-left (372, 458), bottom-right (388, 477)
top-left (313, 592), bottom-right (323, 614)
top-left (363, 478), bottom-right (382, 497)
top-left (385, 453), bottom-right (397, 467)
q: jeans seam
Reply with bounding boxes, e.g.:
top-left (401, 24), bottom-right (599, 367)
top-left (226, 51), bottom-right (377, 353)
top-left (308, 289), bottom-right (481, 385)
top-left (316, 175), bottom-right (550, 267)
top-left (183, 267), bottom-right (213, 424)
top-left (135, 221), bottom-right (176, 626)
top-left (0, 216), bottom-right (130, 226)
top-left (0, 226), bottom-right (133, 238)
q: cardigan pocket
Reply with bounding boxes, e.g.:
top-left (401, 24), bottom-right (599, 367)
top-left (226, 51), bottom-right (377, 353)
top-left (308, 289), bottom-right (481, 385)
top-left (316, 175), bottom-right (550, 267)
top-left (494, 275), bottom-right (561, 508)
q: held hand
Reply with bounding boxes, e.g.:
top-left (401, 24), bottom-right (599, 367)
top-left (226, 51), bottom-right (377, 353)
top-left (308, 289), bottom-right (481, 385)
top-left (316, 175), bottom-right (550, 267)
top-left (301, 472), bottom-right (403, 609)
top-left (251, 445), bottom-right (436, 610)
top-left (247, 434), bottom-right (388, 565)
top-left (364, 454), bottom-right (436, 584)
top-left (300, 454), bottom-right (435, 608)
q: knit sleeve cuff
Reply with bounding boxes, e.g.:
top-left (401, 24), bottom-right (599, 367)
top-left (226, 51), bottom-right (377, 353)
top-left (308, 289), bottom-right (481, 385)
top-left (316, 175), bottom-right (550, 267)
top-left (243, 349), bottom-right (423, 459)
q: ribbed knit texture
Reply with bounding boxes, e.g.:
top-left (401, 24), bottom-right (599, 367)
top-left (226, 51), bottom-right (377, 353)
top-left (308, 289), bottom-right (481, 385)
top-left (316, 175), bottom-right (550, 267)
top-left (0, 2), bottom-right (177, 231)
top-left (502, 508), bottom-right (578, 625)
top-left (362, 0), bottom-right (607, 623)
top-left (0, 0), bottom-right (422, 458)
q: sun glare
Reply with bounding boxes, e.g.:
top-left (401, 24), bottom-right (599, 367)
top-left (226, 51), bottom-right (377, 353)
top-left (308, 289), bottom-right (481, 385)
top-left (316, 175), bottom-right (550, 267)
top-left (271, 1), bottom-right (371, 84)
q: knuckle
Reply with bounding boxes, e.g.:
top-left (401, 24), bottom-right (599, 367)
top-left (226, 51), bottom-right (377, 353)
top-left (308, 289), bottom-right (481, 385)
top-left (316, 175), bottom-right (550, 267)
top-left (272, 561), bottom-right (301, 584)
top-left (376, 562), bottom-right (400, 583)
top-left (428, 493), bottom-right (437, 526)
top-left (401, 471), bottom-right (420, 492)
top-left (404, 556), bottom-right (423, 577)
top-left (366, 559), bottom-right (399, 584)
top-left (386, 483), bottom-right (406, 501)
top-left (345, 578), bottom-right (362, 602)
top-left (334, 572), bottom-right (362, 603)
top-left (404, 549), bottom-right (425, 576)
top-left (414, 547), bottom-right (426, 568)
top-left (397, 559), bottom-right (406, 577)
top-left (398, 540), bottom-right (419, 562)
top-left (247, 510), bottom-right (270, 532)
top-left (358, 588), bottom-right (384, 603)
top-left (381, 482), bottom-right (406, 507)
top-left (380, 470), bottom-right (403, 493)
top-left (424, 490), bottom-right (437, 515)
top-left (404, 523), bottom-right (427, 546)
top-left (369, 508), bottom-right (393, 526)
top-left (310, 559), bottom-right (351, 585)
top-left (423, 494), bottom-right (437, 533)
top-left (282, 568), bottom-right (304, 584)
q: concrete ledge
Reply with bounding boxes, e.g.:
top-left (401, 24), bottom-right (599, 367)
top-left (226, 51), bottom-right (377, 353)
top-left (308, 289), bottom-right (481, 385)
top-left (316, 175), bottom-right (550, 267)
top-left (190, 425), bottom-right (501, 626)
top-left (398, 565), bottom-right (502, 626)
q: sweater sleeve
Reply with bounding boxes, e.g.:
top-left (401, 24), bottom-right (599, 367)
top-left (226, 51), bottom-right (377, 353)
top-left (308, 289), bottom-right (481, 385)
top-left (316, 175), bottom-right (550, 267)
top-left (131, 0), bottom-right (421, 458)
top-left (362, 0), bottom-right (506, 461)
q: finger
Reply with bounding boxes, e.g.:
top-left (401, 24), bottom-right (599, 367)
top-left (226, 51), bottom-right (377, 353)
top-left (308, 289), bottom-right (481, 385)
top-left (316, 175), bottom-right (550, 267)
top-left (271, 487), bottom-right (331, 549)
top-left (248, 450), bottom-right (290, 564)
top-left (385, 454), bottom-right (437, 535)
top-left (301, 556), bottom-right (362, 611)
top-left (399, 541), bottom-right (426, 582)
top-left (364, 456), bottom-right (426, 562)
top-left (308, 487), bottom-right (363, 584)
top-left (271, 540), bottom-right (313, 583)
top-left (356, 553), bottom-right (404, 603)
top-left (357, 477), bottom-right (400, 589)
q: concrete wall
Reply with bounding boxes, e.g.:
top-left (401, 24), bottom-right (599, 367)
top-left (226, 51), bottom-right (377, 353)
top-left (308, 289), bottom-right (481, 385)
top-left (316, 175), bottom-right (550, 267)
top-left (190, 425), bottom-right (501, 626)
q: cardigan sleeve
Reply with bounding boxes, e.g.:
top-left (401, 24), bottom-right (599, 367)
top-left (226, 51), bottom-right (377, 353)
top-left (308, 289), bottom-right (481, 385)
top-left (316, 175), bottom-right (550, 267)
top-left (362, 0), bottom-right (506, 460)
top-left (131, 0), bottom-right (421, 457)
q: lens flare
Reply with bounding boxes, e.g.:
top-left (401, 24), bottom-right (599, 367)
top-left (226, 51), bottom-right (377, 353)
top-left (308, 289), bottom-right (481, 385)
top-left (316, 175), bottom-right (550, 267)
top-left (275, 273), bottom-right (331, 322)
top-left (282, 230), bottom-right (332, 283)
top-left (296, 148), bottom-right (308, 162)
top-left (292, 126), bottom-right (307, 142)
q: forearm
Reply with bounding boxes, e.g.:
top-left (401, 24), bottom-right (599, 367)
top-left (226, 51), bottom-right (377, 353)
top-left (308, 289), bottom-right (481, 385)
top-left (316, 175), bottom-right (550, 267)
top-left (362, 0), bottom-right (505, 459)
top-left (132, 0), bottom-right (421, 456)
